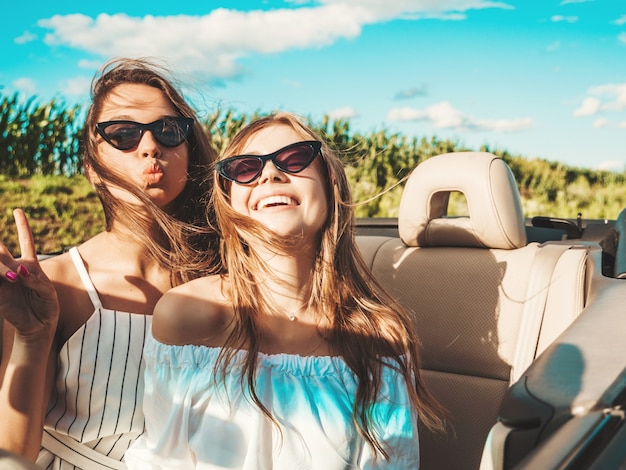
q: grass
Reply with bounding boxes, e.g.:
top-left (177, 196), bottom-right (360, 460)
top-left (1, 172), bottom-right (623, 255)
top-left (0, 175), bottom-right (104, 255)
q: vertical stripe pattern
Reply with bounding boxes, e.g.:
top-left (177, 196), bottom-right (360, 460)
top-left (40, 310), bottom-right (150, 467)
top-left (37, 247), bottom-right (151, 469)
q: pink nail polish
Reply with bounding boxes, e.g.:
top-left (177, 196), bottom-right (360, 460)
top-left (17, 265), bottom-right (30, 277)
top-left (6, 271), bottom-right (18, 281)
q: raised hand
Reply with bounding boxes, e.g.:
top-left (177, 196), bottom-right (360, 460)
top-left (0, 209), bottom-right (59, 338)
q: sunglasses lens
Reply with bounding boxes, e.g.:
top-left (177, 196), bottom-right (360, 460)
top-left (218, 142), bottom-right (320, 184)
top-left (98, 118), bottom-right (192, 150)
top-left (102, 123), bottom-right (142, 150)
top-left (223, 158), bottom-right (263, 183)
top-left (275, 145), bottom-right (315, 172)
top-left (155, 118), bottom-right (189, 147)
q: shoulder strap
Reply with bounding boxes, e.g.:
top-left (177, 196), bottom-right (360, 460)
top-left (69, 247), bottom-right (103, 310)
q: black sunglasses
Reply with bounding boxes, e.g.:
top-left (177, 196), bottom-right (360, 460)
top-left (95, 117), bottom-right (194, 151)
top-left (216, 141), bottom-right (322, 184)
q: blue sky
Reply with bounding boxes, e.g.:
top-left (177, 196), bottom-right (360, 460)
top-left (2, 0), bottom-right (625, 170)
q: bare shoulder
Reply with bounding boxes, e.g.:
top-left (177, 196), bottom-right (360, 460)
top-left (40, 252), bottom-right (92, 341)
top-left (40, 251), bottom-right (75, 282)
top-left (40, 252), bottom-right (79, 307)
top-left (152, 275), bottom-right (233, 347)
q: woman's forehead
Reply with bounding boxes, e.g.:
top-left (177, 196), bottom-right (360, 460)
top-left (240, 125), bottom-right (308, 154)
top-left (99, 83), bottom-right (175, 121)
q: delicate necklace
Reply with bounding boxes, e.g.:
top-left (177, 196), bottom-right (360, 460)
top-left (286, 303), bottom-right (308, 322)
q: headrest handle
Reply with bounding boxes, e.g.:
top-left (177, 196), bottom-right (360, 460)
top-left (398, 152), bottom-right (527, 249)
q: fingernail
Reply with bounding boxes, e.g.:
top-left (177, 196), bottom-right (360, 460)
top-left (6, 271), bottom-right (18, 281)
top-left (18, 265), bottom-right (30, 277)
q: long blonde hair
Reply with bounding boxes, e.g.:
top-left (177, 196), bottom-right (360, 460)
top-left (210, 112), bottom-right (444, 460)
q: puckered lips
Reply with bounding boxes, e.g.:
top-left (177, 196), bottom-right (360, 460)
top-left (253, 194), bottom-right (299, 211)
top-left (143, 163), bottom-right (164, 185)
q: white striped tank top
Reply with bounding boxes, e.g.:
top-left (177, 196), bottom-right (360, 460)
top-left (37, 247), bottom-right (152, 470)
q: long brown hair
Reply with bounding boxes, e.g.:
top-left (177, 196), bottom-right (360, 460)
top-left (83, 58), bottom-right (219, 283)
top-left (210, 112), bottom-right (444, 460)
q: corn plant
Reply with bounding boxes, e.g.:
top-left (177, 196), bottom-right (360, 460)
top-left (2, 90), bottom-right (626, 254)
top-left (0, 93), bottom-right (83, 177)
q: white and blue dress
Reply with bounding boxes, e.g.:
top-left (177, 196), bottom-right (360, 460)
top-left (125, 330), bottom-right (420, 469)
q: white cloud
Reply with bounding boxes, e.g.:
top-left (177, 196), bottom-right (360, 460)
top-left (597, 160), bottom-right (623, 171)
top-left (77, 59), bottom-right (102, 70)
top-left (472, 116), bottom-right (534, 132)
top-left (14, 31), bottom-right (37, 44)
top-left (613, 15), bottom-right (626, 26)
top-left (62, 76), bottom-right (92, 96)
top-left (551, 15), bottom-right (578, 23)
top-left (619, 121), bottom-right (626, 128)
top-left (36, 1), bottom-right (514, 82)
top-left (587, 83), bottom-right (626, 111)
top-left (12, 78), bottom-right (37, 95)
top-left (592, 117), bottom-right (611, 128)
top-left (387, 107), bottom-right (427, 121)
top-left (574, 97), bottom-right (601, 116)
top-left (387, 101), bottom-right (533, 132)
top-left (574, 83), bottom-right (626, 120)
top-left (394, 86), bottom-right (428, 100)
top-left (546, 41), bottom-right (560, 52)
top-left (38, 9), bottom-right (364, 80)
top-left (559, 0), bottom-right (592, 4)
top-left (320, 0), bottom-right (514, 21)
top-left (619, 32), bottom-right (626, 45)
top-left (415, 13), bottom-right (468, 20)
top-left (327, 106), bottom-right (359, 120)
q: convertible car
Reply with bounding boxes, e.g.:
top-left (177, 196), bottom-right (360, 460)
top-left (1, 151), bottom-right (624, 469)
top-left (355, 151), bottom-right (626, 469)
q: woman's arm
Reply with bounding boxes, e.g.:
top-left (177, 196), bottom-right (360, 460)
top-left (0, 322), bottom-right (58, 459)
top-left (0, 209), bottom-right (60, 460)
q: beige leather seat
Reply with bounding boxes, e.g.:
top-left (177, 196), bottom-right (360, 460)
top-left (356, 152), bottom-right (590, 469)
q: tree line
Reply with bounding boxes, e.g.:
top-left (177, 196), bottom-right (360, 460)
top-left (2, 91), bottom-right (625, 220)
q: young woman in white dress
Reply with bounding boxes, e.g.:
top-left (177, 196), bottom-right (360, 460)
top-left (126, 112), bottom-right (444, 469)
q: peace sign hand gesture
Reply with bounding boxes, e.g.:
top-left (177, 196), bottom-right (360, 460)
top-left (0, 209), bottom-right (59, 339)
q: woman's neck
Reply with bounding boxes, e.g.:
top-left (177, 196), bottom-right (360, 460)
top-left (251, 245), bottom-right (316, 317)
top-left (84, 228), bottom-right (161, 277)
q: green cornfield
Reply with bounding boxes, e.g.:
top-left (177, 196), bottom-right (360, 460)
top-left (2, 92), bottom-right (626, 254)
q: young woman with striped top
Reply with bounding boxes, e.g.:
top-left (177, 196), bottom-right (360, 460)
top-left (0, 58), bottom-right (220, 469)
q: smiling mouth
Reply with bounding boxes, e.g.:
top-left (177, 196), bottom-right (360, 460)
top-left (255, 195), bottom-right (298, 210)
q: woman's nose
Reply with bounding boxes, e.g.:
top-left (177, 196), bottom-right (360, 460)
top-left (137, 131), bottom-right (161, 158)
top-left (257, 160), bottom-right (287, 184)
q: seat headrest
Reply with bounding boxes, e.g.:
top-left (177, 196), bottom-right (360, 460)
top-left (398, 152), bottom-right (527, 249)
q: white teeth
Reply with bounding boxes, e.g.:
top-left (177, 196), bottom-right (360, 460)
top-left (256, 195), bottom-right (296, 209)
